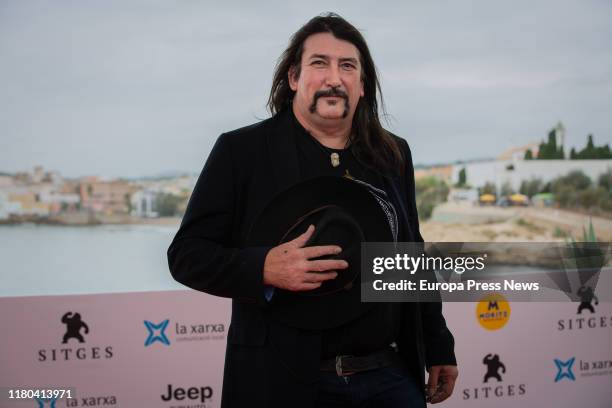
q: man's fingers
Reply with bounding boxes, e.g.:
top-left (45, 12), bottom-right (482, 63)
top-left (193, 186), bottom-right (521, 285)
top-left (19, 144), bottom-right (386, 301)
top-left (290, 225), bottom-right (315, 248)
top-left (427, 366), bottom-right (440, 388)
top-left (428, 366), bottom-right (458, 404)
top-left (307, 259), bottom-right (348, 272)
top-left (442, 377), bottom-right (456, 397)
top-left (427, 366), bottom-right (440, 401)
top-left (430, 377), bottom-right (454, 404)
top-left (301, 245), bottom-right (342, 259)
top-left (303, 271), bottom-right (338, 283)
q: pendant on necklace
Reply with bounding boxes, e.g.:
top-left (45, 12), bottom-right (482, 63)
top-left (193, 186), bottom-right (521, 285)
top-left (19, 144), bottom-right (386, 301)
top-left (330, 152), bottom-right (340, 167)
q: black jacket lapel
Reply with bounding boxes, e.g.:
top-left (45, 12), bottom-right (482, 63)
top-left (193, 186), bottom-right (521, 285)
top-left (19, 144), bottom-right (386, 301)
top-left (384, 175), bottom-right (416, 242)
top-left (267, 110), bottom-right (301, 194)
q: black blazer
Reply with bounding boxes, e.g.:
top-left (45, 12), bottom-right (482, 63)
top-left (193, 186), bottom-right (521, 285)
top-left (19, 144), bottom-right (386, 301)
top-left (167, 110), bottom-right (456, 408)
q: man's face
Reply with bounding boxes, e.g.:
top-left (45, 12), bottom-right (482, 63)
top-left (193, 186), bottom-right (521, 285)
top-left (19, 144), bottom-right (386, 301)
top-left (289, 32), bottom-right (364, 124)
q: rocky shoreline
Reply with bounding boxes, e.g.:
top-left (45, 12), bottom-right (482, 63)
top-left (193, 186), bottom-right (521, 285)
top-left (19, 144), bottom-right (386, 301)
top-left (0, 214), bottom-right (182, 227)
top-left (423, 202), bottom-right (612, 242)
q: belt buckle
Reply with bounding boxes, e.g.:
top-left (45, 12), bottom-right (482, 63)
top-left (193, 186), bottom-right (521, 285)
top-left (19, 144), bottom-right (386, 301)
top-left (335, 355), bottom-right (353, 376)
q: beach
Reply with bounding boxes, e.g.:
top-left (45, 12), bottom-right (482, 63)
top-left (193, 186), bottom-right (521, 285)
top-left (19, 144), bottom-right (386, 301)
top-left (423, 202), bottom-right (612, 242)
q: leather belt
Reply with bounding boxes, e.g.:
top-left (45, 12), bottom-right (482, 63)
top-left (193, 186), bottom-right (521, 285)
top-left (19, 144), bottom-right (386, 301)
top-left (320, 347), bottom-right (402, 376)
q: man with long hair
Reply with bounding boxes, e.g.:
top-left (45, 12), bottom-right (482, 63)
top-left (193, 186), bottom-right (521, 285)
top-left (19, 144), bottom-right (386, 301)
top-left (168, 13), bottom-right (457, 407)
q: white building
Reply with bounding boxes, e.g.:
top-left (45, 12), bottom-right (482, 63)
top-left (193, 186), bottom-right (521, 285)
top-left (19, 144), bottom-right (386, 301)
top-left (452, 159), bottom-right (612, 194)
top-left (448, 188), bottom-right (480, 203)
top-left (131, 189), bottom-right (158, 218)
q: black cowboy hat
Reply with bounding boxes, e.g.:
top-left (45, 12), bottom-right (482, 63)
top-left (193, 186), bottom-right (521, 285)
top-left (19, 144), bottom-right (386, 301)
top-left (247, 176), bottom-right (393, 330)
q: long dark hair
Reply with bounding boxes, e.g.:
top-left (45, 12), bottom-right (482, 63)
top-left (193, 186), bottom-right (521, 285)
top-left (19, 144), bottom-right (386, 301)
top-left (267, 13), bottom-right (404, 176)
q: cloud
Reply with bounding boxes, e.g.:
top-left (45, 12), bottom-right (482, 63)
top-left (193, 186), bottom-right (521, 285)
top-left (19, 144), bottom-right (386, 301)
top-left (0, 0), bottom-right (611, 175)
top-left (385, 62), bottom-right (570, 89)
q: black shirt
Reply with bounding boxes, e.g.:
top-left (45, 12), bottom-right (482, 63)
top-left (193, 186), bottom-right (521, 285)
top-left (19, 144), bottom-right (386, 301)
top-left (289, 111), bottom-right (402, 359)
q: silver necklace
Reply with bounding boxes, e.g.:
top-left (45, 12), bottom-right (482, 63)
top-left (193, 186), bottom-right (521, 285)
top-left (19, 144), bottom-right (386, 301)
top-left (330, 152), bottom-right (340, 167)
top-left (311, 136), bottom-right (350, 168)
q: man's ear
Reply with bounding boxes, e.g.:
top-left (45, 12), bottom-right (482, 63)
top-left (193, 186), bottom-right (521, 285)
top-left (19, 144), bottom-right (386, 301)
top-left (288, 66), bottom-right (298, 91)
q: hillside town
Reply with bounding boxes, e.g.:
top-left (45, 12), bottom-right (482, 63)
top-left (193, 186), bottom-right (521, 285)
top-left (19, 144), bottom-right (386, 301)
top-left (1, 123), bottom-right (611, 239)
top-left (413, 124), bottom-right (612, 241)
top-left (0, 167), bottom-right (196, 224)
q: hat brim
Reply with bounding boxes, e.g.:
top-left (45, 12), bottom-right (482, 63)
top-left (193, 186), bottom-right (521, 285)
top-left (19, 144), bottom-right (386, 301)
top-left (247, 176), bottom-right (393, 330)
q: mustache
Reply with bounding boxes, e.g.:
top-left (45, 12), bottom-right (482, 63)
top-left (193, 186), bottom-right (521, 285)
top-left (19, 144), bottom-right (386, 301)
top-left (309, 87), bottom-right (350, 117)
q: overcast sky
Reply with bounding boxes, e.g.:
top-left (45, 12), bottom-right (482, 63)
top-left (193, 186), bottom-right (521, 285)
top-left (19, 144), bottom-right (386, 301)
top-left (1, 0), bottom-right (611, 178)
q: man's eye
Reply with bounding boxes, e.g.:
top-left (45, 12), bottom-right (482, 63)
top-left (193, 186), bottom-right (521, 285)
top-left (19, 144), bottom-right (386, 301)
top-left (342, 63), bottom-right (356, 70)
top-left (312, 60), bottom-right (325, 66)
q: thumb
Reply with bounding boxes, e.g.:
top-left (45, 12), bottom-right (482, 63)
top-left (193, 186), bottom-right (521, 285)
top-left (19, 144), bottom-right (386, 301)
top-left (291, 224), bottom-right (315, 248)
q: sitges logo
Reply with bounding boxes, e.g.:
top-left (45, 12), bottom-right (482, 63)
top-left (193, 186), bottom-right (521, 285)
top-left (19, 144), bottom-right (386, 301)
top-left (576, 285), bottom-right (598, 314)
top-left (61, 312), bottom-right (88, 343)
top-left (161, 384), bottom-right (213, 406)
top-left (557, 288), bottom-right (611, 331)
top-left (462, 354), bottom-right (526, 400)
top-left (38, 311), bottom-right (113, 362)
top-left (483, 354), bottom-right (505, 382)
top-left (558, 315), bottom-right (612, 330)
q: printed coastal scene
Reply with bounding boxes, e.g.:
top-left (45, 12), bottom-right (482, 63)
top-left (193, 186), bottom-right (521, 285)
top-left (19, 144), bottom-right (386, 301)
top-left (2, 122), bottom-right (611, 242)
top-left (2, 2), bottom-right (611, 298)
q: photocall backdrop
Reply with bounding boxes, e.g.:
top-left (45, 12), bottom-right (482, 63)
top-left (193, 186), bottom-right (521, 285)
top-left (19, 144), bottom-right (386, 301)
top-left (1, 288), bottom-right (611, 407)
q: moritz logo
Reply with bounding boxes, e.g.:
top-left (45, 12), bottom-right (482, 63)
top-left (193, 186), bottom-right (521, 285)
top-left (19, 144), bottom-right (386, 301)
top-left (476, 294), bottom-right (510, 331)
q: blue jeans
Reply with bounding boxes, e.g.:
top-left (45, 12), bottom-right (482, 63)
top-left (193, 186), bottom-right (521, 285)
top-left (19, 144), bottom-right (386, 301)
top-left (315, 363), bottom-right (426, 408)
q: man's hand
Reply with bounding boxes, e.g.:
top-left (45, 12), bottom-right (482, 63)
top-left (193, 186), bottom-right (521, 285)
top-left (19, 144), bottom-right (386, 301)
top-left (426, 365), bottom-right (458, 404)
top-left (263, 225), bottom-right (347, 291)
